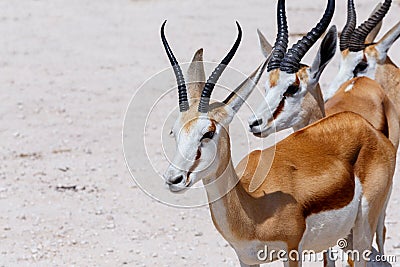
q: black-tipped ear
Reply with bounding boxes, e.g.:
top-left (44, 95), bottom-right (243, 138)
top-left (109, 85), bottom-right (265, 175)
top-left (310, 25), bottom-right (337, 83)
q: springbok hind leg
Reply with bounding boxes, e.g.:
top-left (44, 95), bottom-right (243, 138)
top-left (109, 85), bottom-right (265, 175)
top-left (352, 202), bottom-right (374, 267)
top-left (375, 213), bottom-right (386, 254)
top-left (323, 249), bottom-right (336, 267)
top-left (376, 184), bottom-right (392, 254)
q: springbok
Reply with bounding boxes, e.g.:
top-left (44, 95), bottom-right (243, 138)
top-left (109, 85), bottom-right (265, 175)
top-left (248, 0), bottom-right (399, 262)
top-left (248, 0), bottom-right (336, 137)
top-left (325, 0), bottom-right (400, 112)
top-left (248, 0), bottom-right (399, 149)
top-left (160, 19), bottom-right (396, 267)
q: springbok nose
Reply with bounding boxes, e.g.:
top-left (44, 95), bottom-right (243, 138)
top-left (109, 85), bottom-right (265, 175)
top-left (249, 119), bottom-right (263, 129)
top-left (167, 175), bottom-right (184, 185)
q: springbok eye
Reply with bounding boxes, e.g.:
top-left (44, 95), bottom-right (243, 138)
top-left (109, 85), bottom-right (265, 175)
top-left (201, 131), bottom-right (215, 141)
top-left (283, 85), bottom-right (300, 97)
top-left (353, 61), bottom-right (368, 76)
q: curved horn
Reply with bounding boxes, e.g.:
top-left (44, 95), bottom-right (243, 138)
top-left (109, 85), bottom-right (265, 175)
top-left (161, 20), bottom-right (189, 112)
top-left (349, 0), bottom-right (392, 52)
top-left (280, 0), bottom-right (335, 74)
top-left (267, 0), bottom-right (289, 71)
top-left (340, 0), bottom-right (356, 51)
top-left (198, 22), bottom-right (242, 113)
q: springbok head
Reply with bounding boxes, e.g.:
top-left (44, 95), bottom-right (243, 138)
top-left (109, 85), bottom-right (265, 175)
top-left (161, 21), bottom-right (268, 193)
top-left (248, 0), bottom-right (336, 137)
top-left (327, 0), bottom-right (400, 96)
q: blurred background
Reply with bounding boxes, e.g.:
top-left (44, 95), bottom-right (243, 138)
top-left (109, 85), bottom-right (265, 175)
top-left (0, 0), bottom-right (399, 266)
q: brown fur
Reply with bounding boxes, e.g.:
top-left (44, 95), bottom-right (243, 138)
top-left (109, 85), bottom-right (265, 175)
top-left (300, 84), bottom-right (325, 126)
top-left (273, 98), bottom-right (285, 120)
top-left (209, 112), bottom-right (395, 256)
top-left (182, 114), bottom-right (199, 133)
top-left (374, 54), bottom-right (400, 117)
top-left (173, 54), bottom-right (396, 266)
top-left (325, 77), bottom-right (400, 149)
top-left (269, 69), bottom-right (280, 88)
top-left (297, 67), bottom-right (308, 83)
top-left (174, 85), bottom-right (395, 266)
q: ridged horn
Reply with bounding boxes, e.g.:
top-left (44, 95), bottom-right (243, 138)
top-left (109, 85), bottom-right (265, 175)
top-left (340, 0), bottom-right (357, 51)
top-left (161, 20), bottom-right (189, 112)
top-left (198, 22), bottom-right (242, 113)
top-left (349, 0), bottom-right (392, 52)
top-left (280, 0), bottom-right (335, 74)
top-left (267, 0), bottom-right (289, 71)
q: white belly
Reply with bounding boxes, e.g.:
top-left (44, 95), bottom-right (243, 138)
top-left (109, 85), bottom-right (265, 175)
top-left (300, 177), bottom-right (362, 252)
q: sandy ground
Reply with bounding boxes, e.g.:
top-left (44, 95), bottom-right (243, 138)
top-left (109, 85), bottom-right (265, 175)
top-left (1, 0), bottom-right (400, 266)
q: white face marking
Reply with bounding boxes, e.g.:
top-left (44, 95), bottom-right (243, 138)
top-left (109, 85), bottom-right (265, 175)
top-left (164, 114), bottom-right (221, 192)
top-left (248, 71), bottom-right (310, 137)
top-left (344, 81), bottom-right (355, 92)
top-left (300, 177), bottom-right (362, 252)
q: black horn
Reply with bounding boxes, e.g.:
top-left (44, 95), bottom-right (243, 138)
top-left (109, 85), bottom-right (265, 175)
top-left (349, 0), bottom-right (391, 52)
top-left (267, 0), bottom-right (289, 71)
top-left (340, 0), bottom-right (357, 51)
top-left (280, 0), bottom-right (335, 74)
top-left (161, 20), bottom-right (189, 112)
top-left (198, 22), bottom-right (242, 113)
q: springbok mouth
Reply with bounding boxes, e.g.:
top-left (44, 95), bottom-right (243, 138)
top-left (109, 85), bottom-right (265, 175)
top-left (168, 174), bottom-right (193, 193)
top-left (253, 132), bottom-right (263, 137)
top-left (168, 183), bottom-right (188, 193)
top-left (250, 123), bottom-right (274, 138)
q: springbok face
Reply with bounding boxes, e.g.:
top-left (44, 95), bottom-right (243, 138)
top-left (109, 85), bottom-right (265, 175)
top-left (160, 21), bottom-right (268, 192)
top-left (249, 0), bottom-right (336, 137)
top-left (250, 68), bottom-right (313, 137)
top-left (327, 0), bottom-right (400, 97)
top-left (166, 106), bottom-right (228, 192)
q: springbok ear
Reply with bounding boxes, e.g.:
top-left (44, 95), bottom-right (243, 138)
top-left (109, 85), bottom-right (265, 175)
top-left (310, 25), bottom-right (337, 85)
top-left (257, 29), bottom-right (273, 58)
top-left (187, 48), bottom-right (206, 101)
top-left (223, 58), bottom-right (268, 117)
top-left (308, 26), bottom-right (337, 116)
top-left (376, 21), bottom-right (400, 61)
top-left (365, 3), bottom-right (383, 44)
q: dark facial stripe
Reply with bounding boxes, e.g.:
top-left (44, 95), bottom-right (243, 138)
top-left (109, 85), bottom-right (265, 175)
top-left (209, 121), bottom-right (217, 133)
top-left (186, 148), bottom-right (201, 186)
top-left (185, 121), bottom-right (215, 185)
top-left (273, 97), bottom-right (285, 120)
top-left (195, 148), bottom-right (201, 161)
